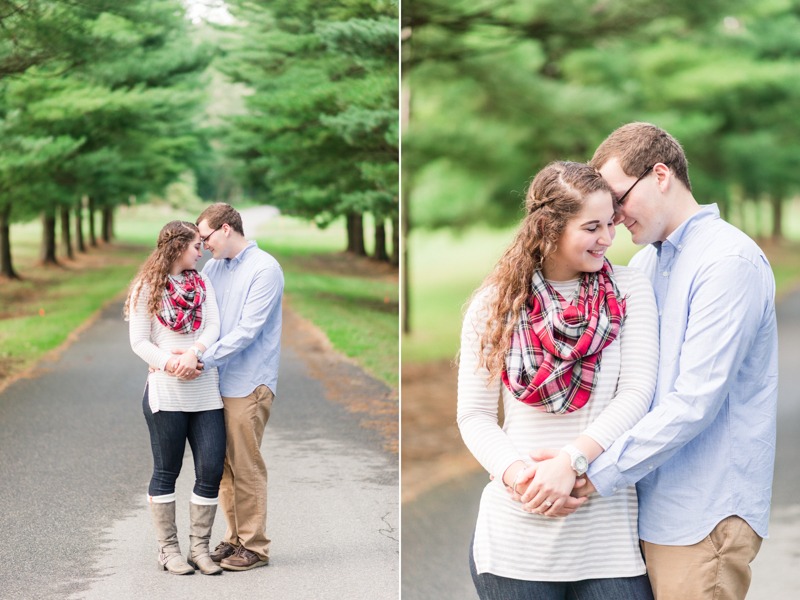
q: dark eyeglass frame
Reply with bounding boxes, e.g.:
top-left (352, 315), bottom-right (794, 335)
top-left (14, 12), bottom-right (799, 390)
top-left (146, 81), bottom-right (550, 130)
top-left (616, 164), bottom-right (655, 207)
top-left (200, 226), bottom-right (222, 244)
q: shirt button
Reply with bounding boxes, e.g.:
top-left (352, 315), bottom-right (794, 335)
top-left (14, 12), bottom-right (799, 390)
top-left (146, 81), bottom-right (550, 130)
top-left (658, 310), bottom-right (662, 316)
top-left (663, 271), bottom-right (668, 276)
top-left (612, 487), bottom-right (618, 492)
top-left (648, 466), bottom-right (653, 470)
top-left (677, 244), bottom-right (682, 250)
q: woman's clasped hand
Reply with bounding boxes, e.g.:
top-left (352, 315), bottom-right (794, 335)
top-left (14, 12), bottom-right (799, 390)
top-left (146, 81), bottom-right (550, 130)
top-left (166, 346), bottom-right (203, 378)
top-left (500, 451), bottom-right (589, 518)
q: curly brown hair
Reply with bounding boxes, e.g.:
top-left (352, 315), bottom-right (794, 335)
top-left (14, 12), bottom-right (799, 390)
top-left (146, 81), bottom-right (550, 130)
top-left (470, 161), bottom-right (611, 382)
top-left (124, 220), bottom-right (200, 319)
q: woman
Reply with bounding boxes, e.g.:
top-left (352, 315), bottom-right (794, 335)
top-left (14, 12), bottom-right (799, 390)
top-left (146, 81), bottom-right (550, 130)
top-left (457, 162), bottom-right (659, 599)
top-left (125, 220), bottom-right (225, 576)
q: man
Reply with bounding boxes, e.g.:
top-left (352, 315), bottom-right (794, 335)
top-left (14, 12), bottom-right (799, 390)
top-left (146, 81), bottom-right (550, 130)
top-left (536, 123), bottom-right (777, 599)
top-left (183, 202), bottom-right (284, 571)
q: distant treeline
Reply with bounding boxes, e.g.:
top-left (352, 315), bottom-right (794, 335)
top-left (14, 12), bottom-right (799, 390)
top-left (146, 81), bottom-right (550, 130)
top-left (0, 0), bottom-right (399, 279)
top-left (403, 0), bottom-right (800, 235)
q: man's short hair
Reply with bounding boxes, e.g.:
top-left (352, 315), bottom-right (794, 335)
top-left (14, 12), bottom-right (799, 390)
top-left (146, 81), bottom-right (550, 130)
top-left (197, 203), bottom-right (245, 236)
top-left (590, 122), bottom-right (692, 192)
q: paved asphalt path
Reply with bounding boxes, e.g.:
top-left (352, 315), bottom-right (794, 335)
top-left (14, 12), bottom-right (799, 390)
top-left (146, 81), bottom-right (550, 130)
top-left (0, 208), bottom-right (399, 599)
top-left (402, 286), bottom-right (800, 600)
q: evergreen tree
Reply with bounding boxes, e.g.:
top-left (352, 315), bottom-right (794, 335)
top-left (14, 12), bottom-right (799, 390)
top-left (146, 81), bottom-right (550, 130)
top-left (0, 1), bottom-right (212, 270)
top-left (222, 0), bottom-right (398, 257)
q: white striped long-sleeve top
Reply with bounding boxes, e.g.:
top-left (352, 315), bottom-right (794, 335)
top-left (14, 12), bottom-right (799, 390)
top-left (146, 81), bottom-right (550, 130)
top-left (129, 272), bottom-right (223, 413)
top-left (457, 265), bottom-right (659, 581)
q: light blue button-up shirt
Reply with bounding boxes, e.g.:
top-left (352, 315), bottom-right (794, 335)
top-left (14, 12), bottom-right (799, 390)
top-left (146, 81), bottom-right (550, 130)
top-left (201, 240), bottom-right (284, 398)
top-left (588, 204), bottom-right (778, 545)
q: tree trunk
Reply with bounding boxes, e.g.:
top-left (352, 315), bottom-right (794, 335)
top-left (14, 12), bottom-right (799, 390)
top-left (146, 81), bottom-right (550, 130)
top-left (390, 213), bottom-right (399, 266)
top-left (771, 195), bottom-right (784, 242)
top-left (102, 205), bottom-right (113, 243)
top-left (88, 196), bottom-right (97, 247)
top-left (75, 201), bottom-right (85, 253)
top-left (401, 183), bottom-right (410, 334)
top-left (60, 205), bottom-right (73, 260)
top-left (0, 203), bottom-right (20, 279)
top-left (347, 213), bottom-right (366, 256)
top-left (40, 211), bottom-right (59, 265)
top-left (374, 218), bottom-right (388, 262)
top-left (401, 75), bottom-right (411, 333)
top-left (346, 213), bottom-right (356, 252)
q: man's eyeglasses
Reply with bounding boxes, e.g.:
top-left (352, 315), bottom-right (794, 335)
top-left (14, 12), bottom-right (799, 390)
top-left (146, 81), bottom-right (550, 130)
top-left (616, 165), bottom-right (655, 207)
top-left (200, 226), bottom-right (222, 244)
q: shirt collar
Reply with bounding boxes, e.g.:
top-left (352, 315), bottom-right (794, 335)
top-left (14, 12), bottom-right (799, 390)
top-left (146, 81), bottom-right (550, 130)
top-left (225, 240), bottom-right (258, 269)
top-left (655, 204), bottom-right (719, 252)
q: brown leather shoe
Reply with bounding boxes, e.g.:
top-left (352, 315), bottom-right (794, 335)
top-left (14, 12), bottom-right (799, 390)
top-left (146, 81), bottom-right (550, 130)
top-left (209, 541), bottom-right (237, 564)
top-left (220, 545), bottom-right (269, 571)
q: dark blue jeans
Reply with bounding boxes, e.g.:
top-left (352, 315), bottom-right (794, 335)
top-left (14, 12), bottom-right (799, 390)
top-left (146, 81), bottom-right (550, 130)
top-left (470, 535), bottom-right (654, 600)
top-left (142, 385), bottom-right (226, 499)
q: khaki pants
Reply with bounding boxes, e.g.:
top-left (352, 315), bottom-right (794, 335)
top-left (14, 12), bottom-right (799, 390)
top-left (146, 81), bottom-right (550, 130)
top-left (641, 516), bottom-right (762, 600)
top-left (219, 385), bottom-right (274, 561)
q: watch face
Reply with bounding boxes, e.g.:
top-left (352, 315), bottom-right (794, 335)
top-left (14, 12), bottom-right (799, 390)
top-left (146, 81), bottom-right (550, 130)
top-left (575, 456), bottom-right (588, 473)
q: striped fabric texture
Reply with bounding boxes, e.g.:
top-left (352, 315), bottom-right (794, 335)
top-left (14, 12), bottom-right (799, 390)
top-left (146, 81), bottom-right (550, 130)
top-left (458, 266), bottom-right (659, 581)
top-left (502, 260), bottom-right (626, 414)
top-left (129, 273), bottom-right (223, 414)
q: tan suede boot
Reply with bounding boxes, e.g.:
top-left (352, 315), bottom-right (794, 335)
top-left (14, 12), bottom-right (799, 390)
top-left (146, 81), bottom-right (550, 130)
top-left (149, 501), bottom-right (194, 575)
top-left (186, 503), bottom-right (223, 575)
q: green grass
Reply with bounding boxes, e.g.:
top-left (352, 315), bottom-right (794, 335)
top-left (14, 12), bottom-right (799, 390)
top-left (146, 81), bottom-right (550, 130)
top-left (0, 205), bottom-right (399, 390)
top-left (252, 215), bottom-right (399, 388)
top-left (278, 270), bottom-right (399, 387)
top-left (0, 263), bottom-right (143, 364)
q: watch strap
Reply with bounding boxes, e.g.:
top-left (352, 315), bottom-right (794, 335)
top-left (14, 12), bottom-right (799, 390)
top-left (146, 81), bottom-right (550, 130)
top-left (561, 444), bottom-right (588, 476)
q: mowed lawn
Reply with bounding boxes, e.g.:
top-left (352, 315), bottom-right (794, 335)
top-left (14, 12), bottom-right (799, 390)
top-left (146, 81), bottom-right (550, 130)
top-left (403, 199), bottom-right (800, 364)
top-left (253, 215), bottom-right (399, 388)
top-left (0, 206), bottom-right (399, 390)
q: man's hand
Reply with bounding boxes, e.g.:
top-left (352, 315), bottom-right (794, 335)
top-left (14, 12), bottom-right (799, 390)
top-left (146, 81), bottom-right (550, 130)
top-left (571, 476), bottom-right (596, 498)
top-left (546, 495), bottom-right (589, 517)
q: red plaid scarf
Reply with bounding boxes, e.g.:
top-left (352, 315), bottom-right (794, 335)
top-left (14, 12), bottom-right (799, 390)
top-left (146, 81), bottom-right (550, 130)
top-left (156, 270), bottom-right (206, 334)
top-left (501, 260), bottom-right (626, 414)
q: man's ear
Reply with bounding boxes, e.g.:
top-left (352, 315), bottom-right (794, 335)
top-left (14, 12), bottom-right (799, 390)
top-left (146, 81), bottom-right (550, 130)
top-left (653, 163), bottom-right (670, 192)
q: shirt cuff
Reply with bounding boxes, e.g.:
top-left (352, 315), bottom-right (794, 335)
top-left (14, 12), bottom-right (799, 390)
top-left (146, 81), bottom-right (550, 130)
top-left (202, 352), bottom-right (217, 369)
top-left (586, 453), bottom-right (623, 497)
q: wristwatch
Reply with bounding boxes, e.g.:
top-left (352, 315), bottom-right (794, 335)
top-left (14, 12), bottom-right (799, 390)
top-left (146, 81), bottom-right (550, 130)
top-left (191, 347), bottom-right (203, 361)
top-left (561, 444), bottom-right (588, 476)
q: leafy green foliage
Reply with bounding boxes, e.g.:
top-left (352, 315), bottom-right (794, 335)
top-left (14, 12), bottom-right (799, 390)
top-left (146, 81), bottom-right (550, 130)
top-left (220, 0), bottom-right (399, 229)
top-left (403, 0), bottom-right (800, 234)
top-left (0, 1), bottom-right (212, 235)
